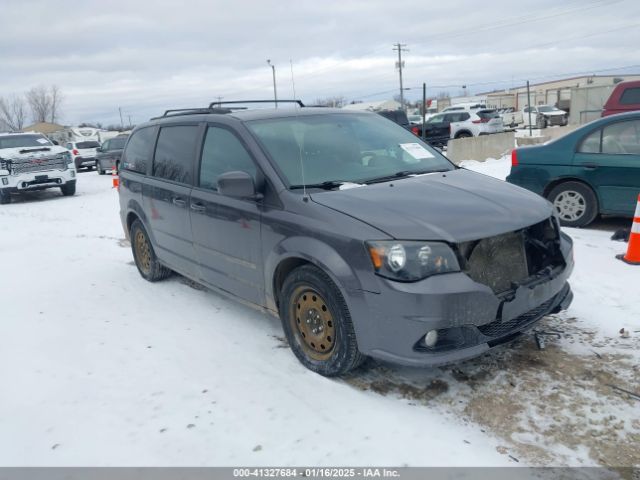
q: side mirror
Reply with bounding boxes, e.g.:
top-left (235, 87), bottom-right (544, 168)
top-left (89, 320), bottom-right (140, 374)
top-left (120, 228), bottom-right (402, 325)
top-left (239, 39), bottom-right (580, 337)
top-left (96, 146), bottom-right (103, 152)
top-left (217, 171), bottom-right (261, 199)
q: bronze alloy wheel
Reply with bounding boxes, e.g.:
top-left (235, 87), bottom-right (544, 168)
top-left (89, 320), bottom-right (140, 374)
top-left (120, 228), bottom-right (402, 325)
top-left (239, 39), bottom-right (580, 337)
top-left (134, 229), bottom-right (152, 274)
top-left (289, 286), bottom-right (336, 361)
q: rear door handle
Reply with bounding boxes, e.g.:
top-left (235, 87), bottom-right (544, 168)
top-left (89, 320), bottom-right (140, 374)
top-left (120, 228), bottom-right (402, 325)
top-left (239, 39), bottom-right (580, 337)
top-left (581, 162), bottom-right (598, 170)
top-left (190, 202), bottom-right (206, 213)
top-left (172, 197), bottom-right (187, 207)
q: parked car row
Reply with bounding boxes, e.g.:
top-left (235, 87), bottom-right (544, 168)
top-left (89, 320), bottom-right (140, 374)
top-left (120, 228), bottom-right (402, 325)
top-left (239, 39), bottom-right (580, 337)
top-left (64, 135), bottom-right (129, 172)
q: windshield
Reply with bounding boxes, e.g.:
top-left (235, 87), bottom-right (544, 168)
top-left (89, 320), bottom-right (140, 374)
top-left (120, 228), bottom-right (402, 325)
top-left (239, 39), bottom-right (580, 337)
top-left (77, 141), bottom-right (100, 149)
top-left (246, 113), bottom-right (453, 187)
top-left (538, 106), bottom-right (559, 112)
top-left (0, 134), bottom-right (52, 149)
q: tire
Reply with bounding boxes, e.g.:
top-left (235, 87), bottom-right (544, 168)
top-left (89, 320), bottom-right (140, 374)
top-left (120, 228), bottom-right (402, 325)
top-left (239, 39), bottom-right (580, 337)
top-left (279, 264), bottom-right (364, 376)
top-left (547, 181), bottom-right (598, 228)
top-left (0, 189), bottom-right (11, 205)
top-left (537, 116), bottom-right (547, 129)
top-left (455, 132), bottom-right (472, 139)
top-left (130, 219), bottom-right (172, 282)
top-left (97, 164), bottom-right (105, 175)
top-left (60, 181), bottom-right (76, 197)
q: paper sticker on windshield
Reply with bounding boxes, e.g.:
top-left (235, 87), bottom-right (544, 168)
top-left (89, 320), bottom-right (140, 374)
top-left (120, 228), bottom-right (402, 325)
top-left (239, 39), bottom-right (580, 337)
top-left (399, 143), bottom-right (434, 159)
top-left (36, 138), bottom-right (49, 144)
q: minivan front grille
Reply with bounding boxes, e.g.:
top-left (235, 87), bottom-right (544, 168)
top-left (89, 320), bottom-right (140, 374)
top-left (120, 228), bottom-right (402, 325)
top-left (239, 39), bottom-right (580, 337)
top-left (459, 218), bottom-right (564, 294)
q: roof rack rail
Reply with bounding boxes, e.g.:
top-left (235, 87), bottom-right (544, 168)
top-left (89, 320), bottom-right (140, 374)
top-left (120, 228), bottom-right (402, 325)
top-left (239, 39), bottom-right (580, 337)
top-left (151, 107), bottom-right (233, 120)
top-left (208, 99), bottom-right (305, 108)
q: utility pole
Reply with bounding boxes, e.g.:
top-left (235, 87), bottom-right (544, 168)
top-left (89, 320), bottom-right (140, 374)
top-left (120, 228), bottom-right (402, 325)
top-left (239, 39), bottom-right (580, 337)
top-left (118, 107), bottom-right (124, 129)
top-left (266, 59), bottom-right (278, 108)
top-left (526, 80), bottom-right (533, 137)
top-left (393, 43), bottom-right (408, 111)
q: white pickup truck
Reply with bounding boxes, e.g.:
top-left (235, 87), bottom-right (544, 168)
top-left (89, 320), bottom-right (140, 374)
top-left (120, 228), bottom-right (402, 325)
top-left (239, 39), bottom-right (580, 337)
top-left (498, 107), bottom-right (523, 128)
top-left (0, 132), bottom-right (77, 204)
top-left (522, 105), bottom-right (568, 128)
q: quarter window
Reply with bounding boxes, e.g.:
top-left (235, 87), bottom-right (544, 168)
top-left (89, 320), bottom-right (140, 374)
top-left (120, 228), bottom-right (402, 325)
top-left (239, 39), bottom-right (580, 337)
top-left (152, 125), bottom-right (199, 184)
top-left (199, 126), bottom-right (256, 191)
top-left (579, 129), bottom-right (601, 153)
top-left (122, 127), bottom-right (156, 173)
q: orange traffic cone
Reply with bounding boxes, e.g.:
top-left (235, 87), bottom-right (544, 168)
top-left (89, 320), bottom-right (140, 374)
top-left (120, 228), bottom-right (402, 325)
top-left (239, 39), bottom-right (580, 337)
top-left (617, 194), bottom-right (640, 265)
top-left (112, 169), bottom-right (119, 190)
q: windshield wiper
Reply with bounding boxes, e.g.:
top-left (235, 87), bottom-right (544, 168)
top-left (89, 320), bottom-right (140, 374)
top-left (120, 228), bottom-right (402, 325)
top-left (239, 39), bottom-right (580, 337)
top-left (289, 180), bottom-right (349, 190)
top-left (362, 169), bottom-right (449, 184)
top-left (19, 147), bottom-right (51, 154)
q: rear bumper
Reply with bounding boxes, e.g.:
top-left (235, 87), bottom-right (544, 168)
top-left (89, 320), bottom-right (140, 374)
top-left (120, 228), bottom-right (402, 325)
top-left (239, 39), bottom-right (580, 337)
top-left (75, 157), bottom-right (96, 168)
top-left (351, 235), bottom-right (574, 367)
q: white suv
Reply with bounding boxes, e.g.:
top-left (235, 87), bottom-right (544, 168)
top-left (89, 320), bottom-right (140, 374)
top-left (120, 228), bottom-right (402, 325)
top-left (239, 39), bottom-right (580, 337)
top-left (65, 140), bottom-right (100, 170)
top-left (0, 132), bottom-right (77, 204)
top-left (450, 109), bottom-right (505, 138)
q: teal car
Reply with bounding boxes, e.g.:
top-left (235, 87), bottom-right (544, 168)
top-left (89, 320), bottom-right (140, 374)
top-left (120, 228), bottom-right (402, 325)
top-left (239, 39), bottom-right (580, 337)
top-left (507, 112), bottom-right (640, 227)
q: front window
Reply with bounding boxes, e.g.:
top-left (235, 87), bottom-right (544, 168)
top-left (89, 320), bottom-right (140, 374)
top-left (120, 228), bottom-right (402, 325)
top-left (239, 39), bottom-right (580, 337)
top-left (0, 134), bottom-right (52, 149)
top-left (247, 113), bottom-right (454, 187)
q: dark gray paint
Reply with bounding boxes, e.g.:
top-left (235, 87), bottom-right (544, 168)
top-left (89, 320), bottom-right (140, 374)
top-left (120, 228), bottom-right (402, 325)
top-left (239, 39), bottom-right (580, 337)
top-left (119, 108), bottom-right (574, 367)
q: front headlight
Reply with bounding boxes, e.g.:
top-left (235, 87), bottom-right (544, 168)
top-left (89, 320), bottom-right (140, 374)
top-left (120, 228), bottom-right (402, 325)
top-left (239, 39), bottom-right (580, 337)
top-left (366, 241), bottom-right (460, 282)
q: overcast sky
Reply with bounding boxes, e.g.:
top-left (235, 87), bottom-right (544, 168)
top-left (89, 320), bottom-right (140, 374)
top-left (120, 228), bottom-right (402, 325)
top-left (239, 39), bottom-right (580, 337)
top-left (1, 0), bottom-right (639, 126)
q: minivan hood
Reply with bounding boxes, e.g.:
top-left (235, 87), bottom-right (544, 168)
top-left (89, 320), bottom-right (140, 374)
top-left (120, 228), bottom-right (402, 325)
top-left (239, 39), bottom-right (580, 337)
top-left (310, 169), bottom-right (552, 242)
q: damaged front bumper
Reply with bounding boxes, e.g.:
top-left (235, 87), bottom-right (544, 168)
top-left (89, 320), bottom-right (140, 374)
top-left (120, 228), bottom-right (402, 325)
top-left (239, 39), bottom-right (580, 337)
top-left (352, 232), bottom-right (574, 367)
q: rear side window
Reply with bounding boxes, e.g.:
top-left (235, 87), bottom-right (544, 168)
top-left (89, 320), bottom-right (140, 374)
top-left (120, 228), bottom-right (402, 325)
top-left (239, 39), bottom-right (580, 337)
top-left (152, 125), bottom-right (199, 184)
top-left (619, 87), bottom-right (640, 105)
top-left (122, 127), bottom-right (156, 173)
top-left (477, 110), bottom-right (498, 120)
top-left (199, 126), bottom-right (256, 191)
top-left (578, 129), bottom-right (601, 153)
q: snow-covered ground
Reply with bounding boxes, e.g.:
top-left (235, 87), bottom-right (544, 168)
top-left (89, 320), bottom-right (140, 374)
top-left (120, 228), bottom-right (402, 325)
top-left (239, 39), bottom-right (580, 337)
top-left (1, 164), bottom-right (638, 469)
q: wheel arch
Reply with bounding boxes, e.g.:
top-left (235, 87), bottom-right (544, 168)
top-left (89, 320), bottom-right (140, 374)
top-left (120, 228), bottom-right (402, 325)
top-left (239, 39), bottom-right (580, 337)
top-left (543, 177), bottom-right (600, 206)
top-left (266, 237), bottom-right (366, 314)
top-left (454, 129), bottom-right (473, 138)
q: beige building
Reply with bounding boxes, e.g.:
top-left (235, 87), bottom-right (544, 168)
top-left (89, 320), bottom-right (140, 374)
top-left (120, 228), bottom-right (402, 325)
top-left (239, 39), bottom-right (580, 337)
top-left (479, 74), bottom-right (640, 111)
top-left (21, 122), bottom-right (65, 135)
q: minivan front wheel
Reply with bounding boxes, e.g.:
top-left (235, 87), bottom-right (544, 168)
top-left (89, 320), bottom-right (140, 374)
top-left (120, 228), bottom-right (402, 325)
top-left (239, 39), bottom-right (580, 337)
top-left (547, 181), bottom-right (598, 228)
top-left (130, 219), bottom-right (172, 281)
top-left (280, 265), bottom-right (363, 376)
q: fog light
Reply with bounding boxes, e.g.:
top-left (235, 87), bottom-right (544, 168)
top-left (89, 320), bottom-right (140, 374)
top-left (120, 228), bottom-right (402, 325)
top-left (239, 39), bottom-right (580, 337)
top-left (1, 178), bottom-right (7, 185)
top-left (424, 330), bottom-right (438, 347)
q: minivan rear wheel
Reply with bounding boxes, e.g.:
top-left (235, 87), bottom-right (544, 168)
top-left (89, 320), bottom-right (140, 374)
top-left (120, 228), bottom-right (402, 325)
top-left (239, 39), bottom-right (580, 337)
top-left (130, 219), bottom-right (172, 281)
top-left (547, 181), bottom-right (598, 228)
top-left (280, 265), bottom-right (364, 376)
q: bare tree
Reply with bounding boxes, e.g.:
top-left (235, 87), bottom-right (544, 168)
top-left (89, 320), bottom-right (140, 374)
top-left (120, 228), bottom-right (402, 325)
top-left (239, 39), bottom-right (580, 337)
top-left (49, 85), bottom-right (63, 123)
top-left (314, 96), bottom-right (346, 108)
top-left (0, 94), bottom-right (28, 131)
top-left (26, 85), bottom-right (63, 123)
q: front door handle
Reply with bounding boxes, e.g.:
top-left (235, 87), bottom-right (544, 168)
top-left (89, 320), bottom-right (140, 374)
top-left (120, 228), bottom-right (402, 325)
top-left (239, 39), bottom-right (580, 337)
top-left (190, 202), bottom-right (206, 213)
top-left (172, 197), bottom-right (187, 207)
top-left (581, 162), bottom-right (598, 170)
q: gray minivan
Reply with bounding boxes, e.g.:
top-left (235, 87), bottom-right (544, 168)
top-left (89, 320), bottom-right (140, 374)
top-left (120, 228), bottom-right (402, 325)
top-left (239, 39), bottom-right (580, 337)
top-left (118, 101), bottom-right (574, 376)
